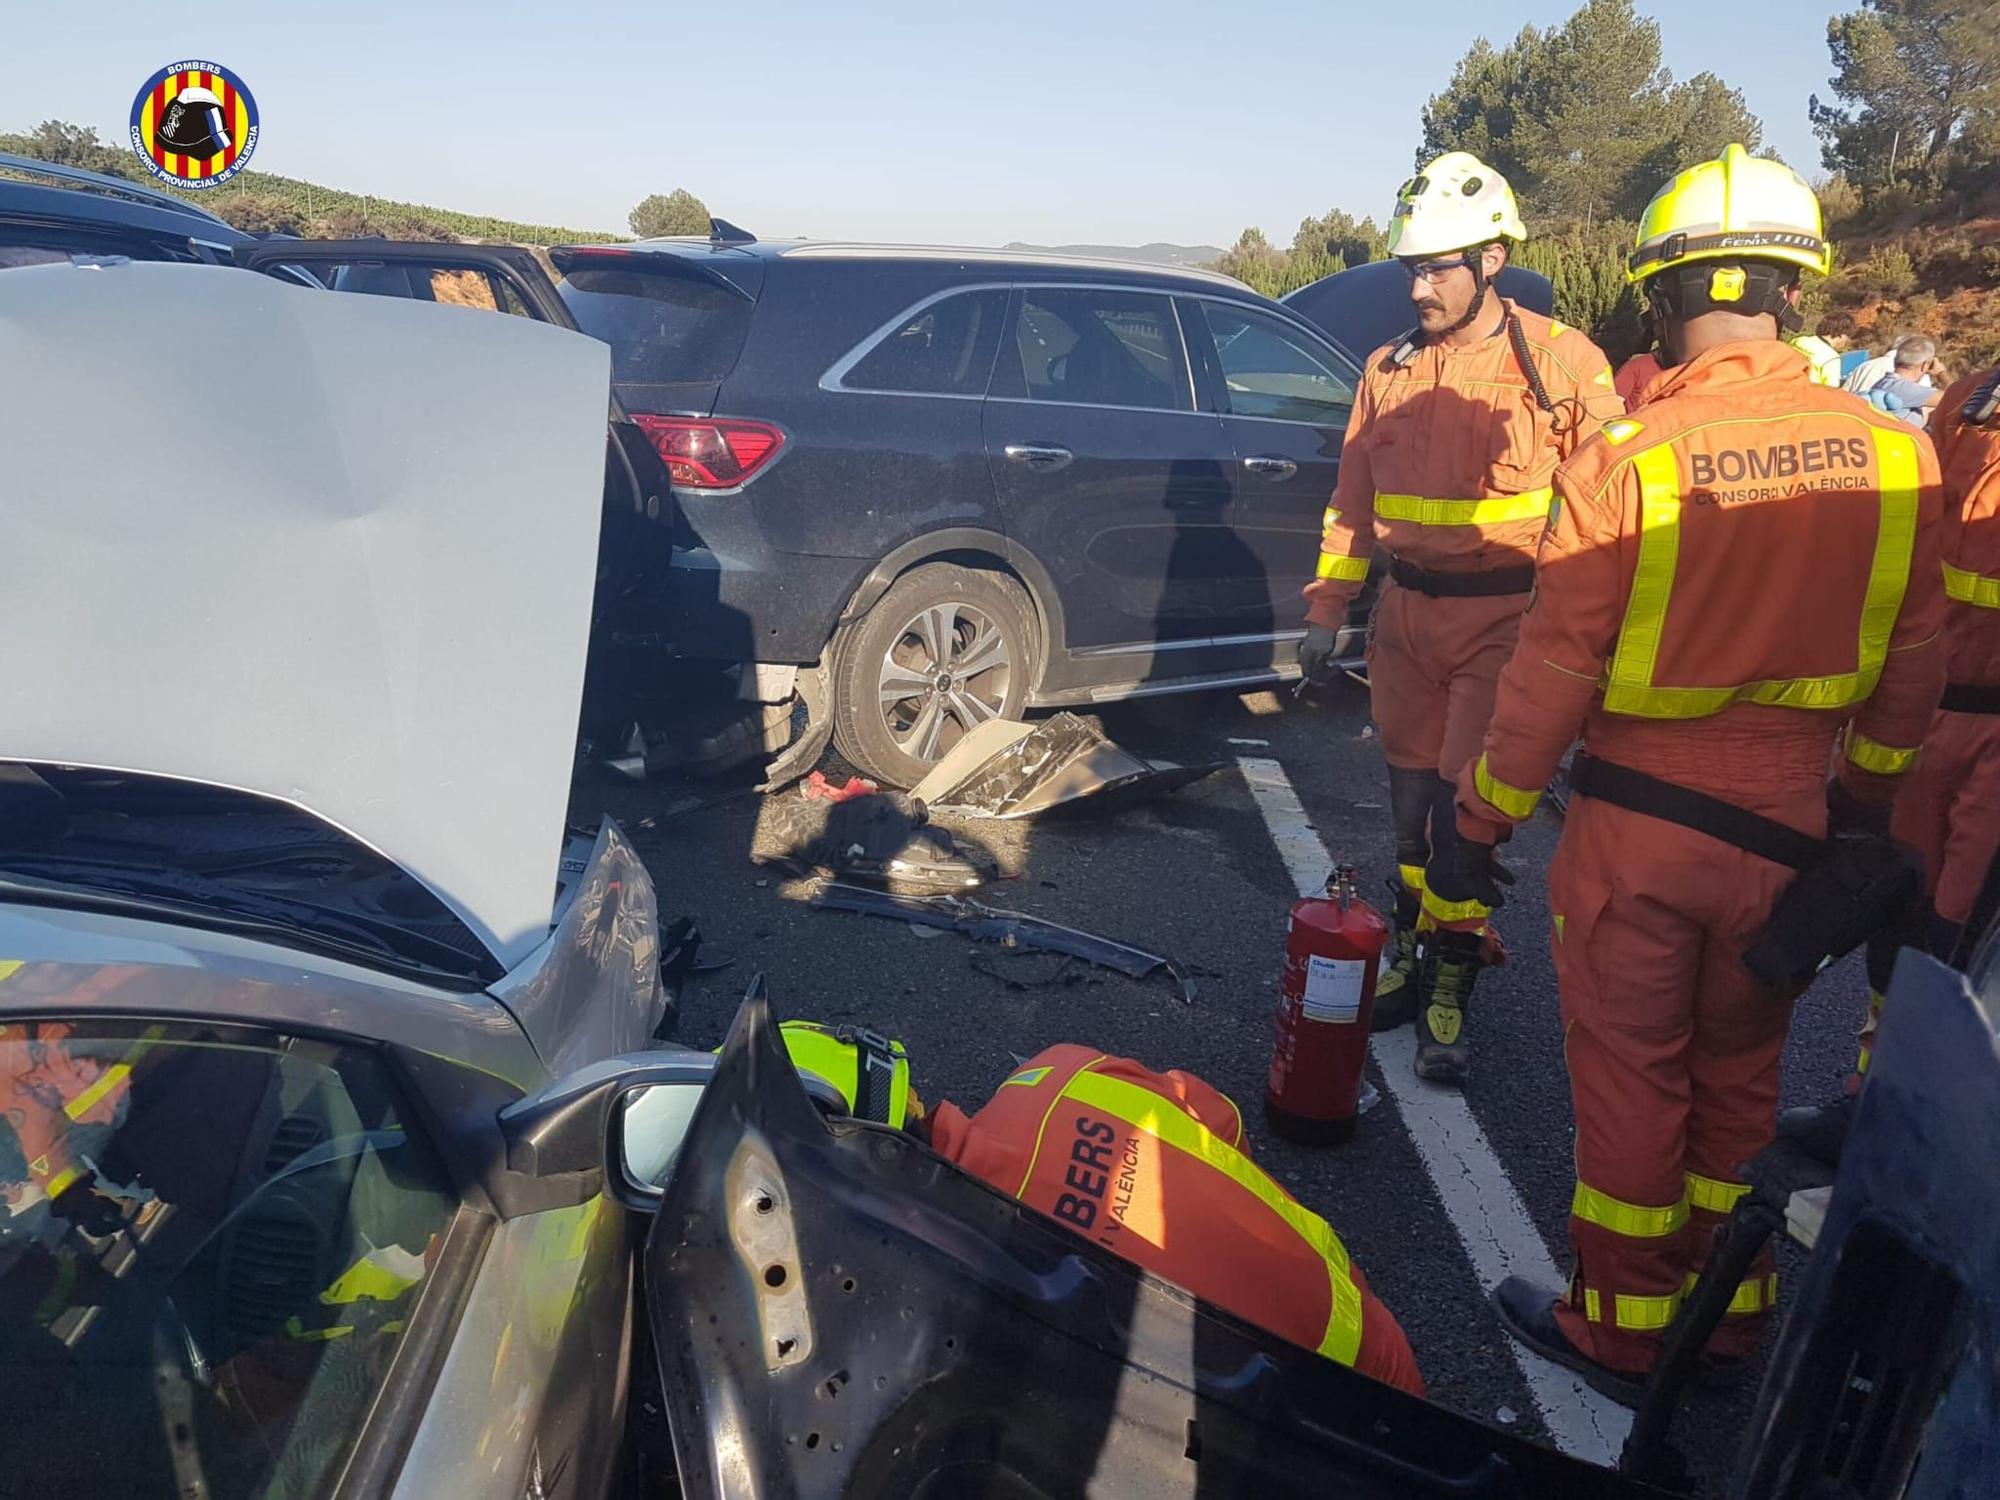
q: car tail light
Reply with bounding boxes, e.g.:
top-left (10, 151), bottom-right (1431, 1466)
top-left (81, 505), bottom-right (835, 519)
top-left (633, 414), bottom-right (785, 489)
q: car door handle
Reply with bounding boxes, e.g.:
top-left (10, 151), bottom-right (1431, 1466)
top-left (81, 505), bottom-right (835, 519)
top-left (1004, 443), bottom-right (1074, 472)
top-left (1242, 455), bottom-right (1298, 481)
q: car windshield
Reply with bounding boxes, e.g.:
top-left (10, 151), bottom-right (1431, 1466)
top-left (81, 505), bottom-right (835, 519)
top-left (0, 764), bottom-right (496, 985)
top-left (0, 1004), bottom-right (455, 1498)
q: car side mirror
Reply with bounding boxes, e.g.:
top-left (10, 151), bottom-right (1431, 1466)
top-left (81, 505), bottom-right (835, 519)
top-left (492, 1048), bottom-right (716, 1217)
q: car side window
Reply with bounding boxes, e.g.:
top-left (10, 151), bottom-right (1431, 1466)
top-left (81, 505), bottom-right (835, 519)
top-left (0, 1001), bottom-right (457, 1499)
top-left (1007, 288), bottom-right (1190, 412)
top-left (1200, 302), bottom-right (1356, 426)
top-left (841, 289), bottom-right (1007, 396)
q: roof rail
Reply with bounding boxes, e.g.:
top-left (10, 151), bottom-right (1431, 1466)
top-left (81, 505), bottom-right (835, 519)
top-left (0, 152), bottom-right (234, 228)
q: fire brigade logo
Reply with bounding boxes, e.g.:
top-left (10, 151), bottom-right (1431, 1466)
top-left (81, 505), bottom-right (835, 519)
top-left (128, 61), bottom-right (259, 189)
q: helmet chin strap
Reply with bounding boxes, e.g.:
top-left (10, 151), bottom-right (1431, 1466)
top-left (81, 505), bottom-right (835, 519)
top-left (1436, 248), bottom-right (1499, 339)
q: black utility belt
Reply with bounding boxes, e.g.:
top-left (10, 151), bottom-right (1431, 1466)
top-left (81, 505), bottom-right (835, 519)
top-left (1567, 752), bottom-right (1921, 989)
top-left (1388, 556), bottom-right (1536, 598)
top-left (1567, 754), bottom-right (1821, 867)
top-left (1940, 683), bottom-right (2000, 715)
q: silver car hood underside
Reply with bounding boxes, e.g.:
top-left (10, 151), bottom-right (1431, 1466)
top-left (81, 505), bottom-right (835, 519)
top-left (0, 261), bottom-right (611, 968)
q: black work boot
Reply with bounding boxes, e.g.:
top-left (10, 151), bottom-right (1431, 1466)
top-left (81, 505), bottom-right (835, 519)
top-left (1491, 1277), bottom-right (1647, 1406)
top-left (1370, 880), bottom-right (1422, 1032)
top-left (1413, 929), bottom-right (1482, 1085)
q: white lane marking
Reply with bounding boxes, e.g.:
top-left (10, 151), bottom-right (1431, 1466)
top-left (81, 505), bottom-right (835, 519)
top-left (1236, 756), bottom-right (1632, 1465)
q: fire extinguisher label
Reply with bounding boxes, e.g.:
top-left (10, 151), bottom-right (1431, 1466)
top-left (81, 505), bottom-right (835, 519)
top-left (1302, 955), bottom-right (1365, 1023)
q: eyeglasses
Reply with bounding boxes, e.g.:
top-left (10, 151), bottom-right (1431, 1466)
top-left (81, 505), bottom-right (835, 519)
top-left (1398, 255), bottom-right (1474, 285)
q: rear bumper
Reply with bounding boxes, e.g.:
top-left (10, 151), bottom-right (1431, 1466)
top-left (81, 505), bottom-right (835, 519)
top-left (668, 545), bottom-right (863, 665)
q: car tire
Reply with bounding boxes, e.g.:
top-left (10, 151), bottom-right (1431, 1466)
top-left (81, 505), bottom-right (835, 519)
top-left (830, 564), bottom-right (1037, 788)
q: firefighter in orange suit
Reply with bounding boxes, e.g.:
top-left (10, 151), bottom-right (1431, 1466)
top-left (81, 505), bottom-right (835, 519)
top-left (1298, 151), bottom-right (1624, 1085)
top-left (778, 1024), bottom-right (1425, 1396)
top-left (1883, 366), bottom-right (2000, 957)
top-left (1786, 362), bottom-right (2000, 1155)
top-left (1440, 146), bottom-right (1945, 1397)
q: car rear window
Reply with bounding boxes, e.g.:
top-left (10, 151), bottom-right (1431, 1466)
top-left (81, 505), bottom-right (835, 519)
top-left (839, 289), bottom-right (1007, 397)
top-left (557, 262), bottom-right (757, 384)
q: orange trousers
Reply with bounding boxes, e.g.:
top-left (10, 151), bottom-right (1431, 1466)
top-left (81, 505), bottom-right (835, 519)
top-left (1367, 584), bottom-right (1527, 933)
top-left (1893, 708), bottom-right (2000, 928)
top-left (1547, 797), bottom-right (1801, 1374)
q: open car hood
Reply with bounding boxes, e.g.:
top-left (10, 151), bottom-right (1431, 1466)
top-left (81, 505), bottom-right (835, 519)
top-left (0, 261), bottom-right (611, 969)
top-left (648, 998), bottom-right (1663, 1499)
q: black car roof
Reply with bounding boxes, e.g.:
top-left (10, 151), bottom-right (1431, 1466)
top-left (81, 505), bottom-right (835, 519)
top-left (0, 151), bottom-right (248, 246)
top-left (580, 236), bottom-right (1262, 297)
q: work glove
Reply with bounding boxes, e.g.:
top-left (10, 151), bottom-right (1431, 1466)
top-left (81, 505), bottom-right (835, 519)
top-left (1827, 777), bottom-right (1891, 842)
top-left (1296, 624), bottom-right (1342, 687)
top-left (1428, 838), bottom-right (1516, 912)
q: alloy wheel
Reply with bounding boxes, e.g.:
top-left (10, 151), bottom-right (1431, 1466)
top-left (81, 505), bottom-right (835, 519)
top-left (876, 601), bottom-right (1012, 763)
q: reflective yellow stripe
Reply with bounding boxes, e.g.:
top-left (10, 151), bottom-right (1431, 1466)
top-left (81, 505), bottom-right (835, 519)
top-left (1420, 886), bottom-right (1490, 925)
top-left (1000, 1065), bottom-right (1052, 1090)
top-left (1856, 1041), bottom-right (1873, 1076)
top-left (1375, 488), bottom-right (1554, 526)
top-left (1604, 429), bottom-right (1920, 718)
top-left (1061, 1068), bottom-right (1365, 1366)
top-left (1397, 863), bottom-right (1426, 894)
top-left (1858, 429), bottom-right (1921, 686)
top-left (1605, 444), bottom-right (1681, 712)
top-left (1685, 1270), bottom-right (1777, 1315)
top-left (1844, 725), bottom-right (1920, 775)
top-left (1572, 1181), bottom-right (1688, 1238)
top-left (320, 1252), bottom-right (424, 1307)
top-left (1015, 1053), bottom-right (1106, 1196)
top-left (1584, 1287), bottom-right (1602, 1323)
top-left (1686, 1172), bottom-right (1750, 1214)
top-left (45, 1166), bottom-right (81, 1199)
top-left (1615, 1290), bottom-right (1684, 1331)
top-left (1554, 913), bottom-right (1566, 942)
top-left (1943, 560), bottom-right (2000, 609)
top-left (63, 1024), bottom-right (166, 1121)
top-left (1474, 754), bottom-right (1541, 819)
top-left (1316, 552), bottom-right (1371, 581)
top-left (0, 960), bottom-right (22, 984)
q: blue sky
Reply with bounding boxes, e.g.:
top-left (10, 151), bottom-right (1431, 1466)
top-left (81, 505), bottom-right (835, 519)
top-left (16, 1), bottom-right (1834, 246)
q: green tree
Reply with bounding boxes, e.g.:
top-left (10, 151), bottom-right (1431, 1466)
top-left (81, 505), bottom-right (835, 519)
top-left (1290, 208), bottom-right (1387, 269)
top-left (1809, 0), bottom-right (2000, 185)
top-left (1513, 227), bottom-right (1647, 360)
top-left (628, 189), bottom-right (712, 239)
top-left (0, 120), bottom-right (146, 181)
top-left (1212, 226), bottom-right (1290, 297)
top-left (1421, 0), bottom-right (1763, 223)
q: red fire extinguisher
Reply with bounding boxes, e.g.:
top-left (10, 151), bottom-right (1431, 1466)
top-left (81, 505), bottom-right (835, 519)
top-left (1267, 864), bottom-right (1387, 1145)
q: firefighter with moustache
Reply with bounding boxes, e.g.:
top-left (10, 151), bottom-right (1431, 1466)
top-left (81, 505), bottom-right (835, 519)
top-left (1444, 145), bottom-right (1945, 1398)
top-left (1297, 152), bottom-right (1624, 1084)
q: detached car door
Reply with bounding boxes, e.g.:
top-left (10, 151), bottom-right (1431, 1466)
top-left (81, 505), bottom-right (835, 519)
top-left (233, 241), bottom-right (678, 742)
top-left (636, 998), bottom-right (1662, 1499)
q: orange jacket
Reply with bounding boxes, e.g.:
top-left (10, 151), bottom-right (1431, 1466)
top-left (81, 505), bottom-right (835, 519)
top-left (1, 1021), bottom-right (133, 1202)
top-left (926, 1044), bottom-right (1421, 1392)
top-left (1305, 302), bottom-right (1624, 627)
top-left (1931, 367), bottom-right (2000, 688)
top-left (1455, 340), bottom-right (1946, 842)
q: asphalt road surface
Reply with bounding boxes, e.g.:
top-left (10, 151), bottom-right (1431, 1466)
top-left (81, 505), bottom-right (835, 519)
top-left (577, 679), bottom-right (1868, 1496)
